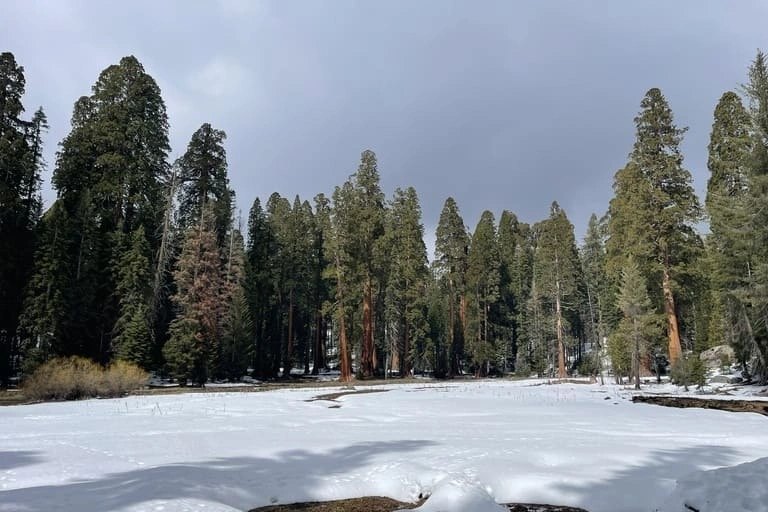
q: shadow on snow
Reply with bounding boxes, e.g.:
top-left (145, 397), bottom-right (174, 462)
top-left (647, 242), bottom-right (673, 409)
top-left (552, 444), bottom-right (743, 512)
top-left (0, 440), bottom-right (437, 511)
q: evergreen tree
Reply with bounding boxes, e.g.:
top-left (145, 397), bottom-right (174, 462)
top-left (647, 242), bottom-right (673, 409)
top-left (0, 52), bottom-right (47, 385)
top-left (164, 206), bottom-right (223, 385)
top-left (23, 56), bottom-right (169, 364)
top-left (220, 227), bottom-right (252, 380)
top-left (311, 193), bottom-right (332, 375)
top-left (496, 210), bottom-right (523, 373)
top-left (614, 256), bottom-right (658, 389)
top-left (532, 202), bottom-right (582, 378)
top-left (328, 181), bottom-right (356, 381)
top-left (385, 187), bottom-right (429, 377)
top-left (607, 88), bottom-right (702, 366)
top-left (112, 226), bottom-right (152, 368)
top-left (580, 213), bottom-right (610, 378)
top-left (244, 197), bottom-right (280, 379)
top-left (349, 150), bottom-right (386, 377)
top-left (434, 197), bottom-right (469, 376)
top-left (466, 210), bottom-right (501, 376)
top-left (176, 123), bottom-right (234, 248)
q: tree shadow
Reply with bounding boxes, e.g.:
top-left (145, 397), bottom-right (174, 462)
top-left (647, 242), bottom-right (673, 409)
top-left (0, 440), bottom-right (436, 511)
top-left (0, 450), bottom-right (44, 471)
top-left (551, 444), bottom-right (742, 512)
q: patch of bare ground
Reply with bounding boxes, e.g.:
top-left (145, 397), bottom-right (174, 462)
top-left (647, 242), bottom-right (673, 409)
top-left (249, 497), bottom-right (588, 512)
top-left (305, 388), bottom-right (390, 402)
top-left (632, 395), bottom-right (768, 416)
top-left (249, 496), bottom-right (423, 512)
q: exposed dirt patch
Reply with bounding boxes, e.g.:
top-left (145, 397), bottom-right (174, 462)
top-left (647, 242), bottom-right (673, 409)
top-left (632, 395), bottom-right (768, 416)
top-left (507, 505), bottom-right (588, 512)
top-left (249, 496), bottom-right (423, 512)
top-left (305, 389), bottom-right (390, 402)
top-left (249, 497), bottom-right (588, 512)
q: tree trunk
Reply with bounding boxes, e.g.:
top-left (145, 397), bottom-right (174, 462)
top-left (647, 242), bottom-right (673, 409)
top-left (448, 280), bottom-right (458, 377)
top-left (662, 266), bottom-right (683, 365)
top-left (312, 311), bottom-right (323, 375)
top-left (284, 290), bottom-right (294, 378)
top-left (361, 275), bottom-right (374, 378)
top-left (556, 280), bottom-right (566, 378)
top-left (335, 256), bottom-right (351, 383)
top-left (403, 320), bottom-right (410, 377)
top-left (633, 317), bottom-right (640, 390)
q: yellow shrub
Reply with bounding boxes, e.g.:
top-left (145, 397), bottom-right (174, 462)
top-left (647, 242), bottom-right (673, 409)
top-left (23, 357), bottom-right (148, 401)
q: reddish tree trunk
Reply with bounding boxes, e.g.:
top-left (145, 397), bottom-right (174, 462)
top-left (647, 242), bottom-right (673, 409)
top-left (662, 267), bottom-right (682, 365)
top-left (403, 321), bottom-right (411, 377)
top-left (556, 280), bottom-right (566, 379)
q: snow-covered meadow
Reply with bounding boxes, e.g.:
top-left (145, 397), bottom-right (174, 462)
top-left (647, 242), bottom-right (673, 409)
top-left (1, 380), bottom-right (766, 512)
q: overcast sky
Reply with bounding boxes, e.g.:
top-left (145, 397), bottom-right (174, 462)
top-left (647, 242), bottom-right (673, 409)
top-left (4, 0), bottom-right (767, 255)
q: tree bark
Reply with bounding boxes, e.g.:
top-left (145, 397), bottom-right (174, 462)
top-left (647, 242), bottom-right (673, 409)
top-left (662, 266), bottom-right (682, 365)
top-left (284, 291), bottom-right (294, 378)
top-left (312, 311), bottom-right (323, 375)
top-left (403, 320), bottom-right (410, 377)
top-left (361, 275), bottom-right (374, 378)
top-left (334, 255), bottom-right (351, 383)
top-left (556, 279), bottom-right (566, 378)
top-left (448, 280), bottom-right (458, 377)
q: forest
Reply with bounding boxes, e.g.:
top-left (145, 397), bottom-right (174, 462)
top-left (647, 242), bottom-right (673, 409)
top-left (2, 49), bottom-right (768, 388)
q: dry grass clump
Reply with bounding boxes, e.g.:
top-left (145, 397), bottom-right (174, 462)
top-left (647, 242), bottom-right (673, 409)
top-left (24, 357), bottom-right (148, 401)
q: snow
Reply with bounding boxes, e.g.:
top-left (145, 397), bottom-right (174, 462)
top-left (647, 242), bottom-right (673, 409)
top-left (1, 380), bottom-right (767, 512)
top-left (657, 457), bottom-right (768, 512)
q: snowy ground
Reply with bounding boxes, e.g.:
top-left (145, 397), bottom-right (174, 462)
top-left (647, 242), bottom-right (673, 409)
top-left (1, 379), bottom-right (767, 512)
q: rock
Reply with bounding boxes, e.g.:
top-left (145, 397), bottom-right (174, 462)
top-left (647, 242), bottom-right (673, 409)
top-left (699, 345), bottom-right (735, 369)
top-left (709, 374), bottom-right (742, 384)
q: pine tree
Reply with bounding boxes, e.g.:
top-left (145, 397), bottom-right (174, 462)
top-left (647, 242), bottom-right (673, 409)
top-left (580, 213), bottom-right (610, 378)
top-left (496, 210), bottom-right (522, 373)
top-left (0, 53), bottom-right (47, 385)
top-left (533, 202), bottom-right (582, 378)
top-left (220, 227), bottom-right (252, 380)
top-left (607, 88), bottom-right (702, 366)
top-left (164, 207), bottom-right (223, 385)
top-left (112, 226), bottom-right (152, 367)
top-left (706, 91), bottom-right (753, 351)
top-left (244, 197), bottom-right (280, 379)
top-left (385, 187), bottom-right (429, 377)
top-left (614, 256), bottom-right (658, 389)
top-left (176, 123), bottom-right (234, 248)
top-left (466, 210), bottom-right (501, 376)
top-left (434, 197), bottom-right (469, 376)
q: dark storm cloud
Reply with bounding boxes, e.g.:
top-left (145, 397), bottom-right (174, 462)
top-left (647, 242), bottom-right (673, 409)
top-left (3, 0), bottom-right (767, 254)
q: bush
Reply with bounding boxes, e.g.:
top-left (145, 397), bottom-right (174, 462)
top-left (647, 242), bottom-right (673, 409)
top-left (23, 357), bottom-right (148, 401)
top-left (671, 355), bottom-right (706, 391)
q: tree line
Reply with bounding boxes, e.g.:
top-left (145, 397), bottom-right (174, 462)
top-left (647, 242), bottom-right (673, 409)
top-left (2, 50), bottom-right (768, 387)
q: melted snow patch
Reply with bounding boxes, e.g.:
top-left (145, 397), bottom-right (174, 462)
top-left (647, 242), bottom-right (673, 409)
top-left (398, 476), bottom-right (506, 512)
top-left (658, 457), bottom-right (768, 512)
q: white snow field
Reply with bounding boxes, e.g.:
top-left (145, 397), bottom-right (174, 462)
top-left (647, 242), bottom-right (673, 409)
top-left (1, 380), bottom-right (767, 512)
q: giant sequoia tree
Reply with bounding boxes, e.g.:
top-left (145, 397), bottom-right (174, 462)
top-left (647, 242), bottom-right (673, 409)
top-left (607, 88), bottom-right (702, 366)
top-left (21, 56), bottom-right (169, 367)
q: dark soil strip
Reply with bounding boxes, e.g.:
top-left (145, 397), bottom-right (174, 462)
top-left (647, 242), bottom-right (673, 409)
top-left (249, 496), bottom-right (422, 512)
top-left (305, 389), bottom-right (390, 402)
top-left (507, 504), bottom-right (588, 511)
top-left (250, 497), bottom-right (588, 512)
top-left (632, 395), bottom-right (768, 416)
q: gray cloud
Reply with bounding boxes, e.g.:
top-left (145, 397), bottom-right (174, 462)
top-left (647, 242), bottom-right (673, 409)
top-left (3, 0), bottom-right (767, 256)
